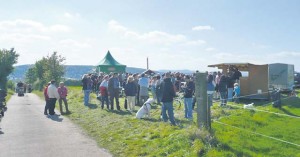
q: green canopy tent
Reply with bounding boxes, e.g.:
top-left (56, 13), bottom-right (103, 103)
top-left (96, 51), bottom-right (126, 73)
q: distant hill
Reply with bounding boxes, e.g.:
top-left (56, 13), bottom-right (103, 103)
top-left (9, 65), bottom-right (147, 80)
top-left (9, 65), bottom-right (195, 81)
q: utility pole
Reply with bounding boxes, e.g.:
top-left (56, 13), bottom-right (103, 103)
top-left (195, 72), bottom-right (210, 129)
top-left (147, 57), bottom-right (149, 70)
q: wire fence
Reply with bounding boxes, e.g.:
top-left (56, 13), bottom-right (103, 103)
top-left (214, 120), bottom-right (300, 147)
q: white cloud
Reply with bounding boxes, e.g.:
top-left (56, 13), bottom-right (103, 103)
top-left (108, 20), bottom-right (204, 45)
top-left (0, 19), bottom-right (71, 33)
top-left (0, 33), bottom-right (51, 43)
top-left (273, 51), bottom-right (300, 57)
top-left (108, 20), bottom-right (128, 33)
top-left (184, 40), bottom-right (206, 46)
top-left (205, 47), bottom-right (216, 51)
top-left (59, 39), bottom-right (91, 48)
top-left (192, 25), bottom-right (214, 31)
top-left (49, 25), bottom-right (71, 32)
top-left (64, 12), bottom-right (81, 19)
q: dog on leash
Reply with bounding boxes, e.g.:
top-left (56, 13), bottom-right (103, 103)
top-left (136, 98), bottom-right (154, 119)
top-left (243, 103), bottom-right (254, 109)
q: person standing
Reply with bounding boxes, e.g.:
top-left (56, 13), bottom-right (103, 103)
top-left (233, 83), bottom-right (241, 103)
top-left (161, 72), bottom-right (176, 126)
top-left (99, 75), bottom-right (109, 109)
top-left (43, 82), bottom-right (50, 115)
top-left (124, 76), bottom-right (137, 112)
top-left (155, 75), bottom-right (162, 104)
top-left (150, 76), bottom-right (157, 103)
top-left (58, 82), bottom-right (70, 115)
top-left (108, 73), bottom-right (120, 110)
top-left (47, 80), bottom-right (60, 116)
top-left (82, 74), bottom-right (93, 106)
top-left (138, 73), bottom-right (149, 106)
top-left (133, 73), bottom-right (140, 106)
top-left (183, 75), bottom-right (195, 119)
top-left (218, 75), bottom-right (228, 106)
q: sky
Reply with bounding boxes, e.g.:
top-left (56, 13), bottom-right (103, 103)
top-left (1, 0), bottom-right (300, 71)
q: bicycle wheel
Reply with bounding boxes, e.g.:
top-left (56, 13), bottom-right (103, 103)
top-left (173, 99), bottom-right (182, 110)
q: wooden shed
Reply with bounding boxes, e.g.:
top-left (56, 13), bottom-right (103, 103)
top-left (208, 63), bottom-right (269, 99)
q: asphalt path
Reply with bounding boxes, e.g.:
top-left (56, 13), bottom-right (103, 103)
top-left (0, 93), bottom-right (112, 157)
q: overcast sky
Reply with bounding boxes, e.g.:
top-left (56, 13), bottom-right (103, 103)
top-left (1, 0), bottom-right (300, 71)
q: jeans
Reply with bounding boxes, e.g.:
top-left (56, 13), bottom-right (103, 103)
top-left (44, 99), bottom-right (49, 114)
top-left (156, 90), bottom-right (162, 104)
top-left (151, 86), bottom-right (156, 101)
top-left (110, 88), bottom-right (120, 110)
top-left (161, 102), bottom-right (176, 125)
top-left (48, 98), bottom-right (57, 115)
top-left (184, 98), bottom-right (193, 119)
top-left (220, 91), bottom-right (227, 106)
top-left (84, 90), bottom-right (91, 105)
top-left (101, 95), bottom-right (109, 109)
top-left (227, 88), bottom-right (233, 102)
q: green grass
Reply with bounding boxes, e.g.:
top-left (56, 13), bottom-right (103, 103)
top-left (34, 87), bottom-right (300, 157)
top-left (211, 93), bottom-right (300, 157)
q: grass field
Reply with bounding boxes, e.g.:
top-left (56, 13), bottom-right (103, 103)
top-left (36, 87), bottom-right (300, 157)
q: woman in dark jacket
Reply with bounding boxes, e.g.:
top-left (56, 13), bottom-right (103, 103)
top-left (183, 75), bottom-right (195, 119)
top-left (218, 75), bottom-right (228, 106)
top-left (124, 76), bottom-right (137, 112)
top-left (160, 73), bottom-right (176, 125)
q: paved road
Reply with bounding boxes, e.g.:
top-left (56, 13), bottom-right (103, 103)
top-left (0, 93), bottom-right (112, 157)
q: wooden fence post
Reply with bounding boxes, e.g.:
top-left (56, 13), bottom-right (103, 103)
top-left (195, 72), bottom-right (208, 129)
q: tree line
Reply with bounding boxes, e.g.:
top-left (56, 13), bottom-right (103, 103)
top-left (25, 52), bottom-right (65, 90)
top-left (0, 48), bottom-right (65, 91)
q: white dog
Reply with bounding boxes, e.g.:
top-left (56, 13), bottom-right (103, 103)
top-left (136, 98), bottom-right (154, 119)
top-left (243, 103), bottom-right (254, 109)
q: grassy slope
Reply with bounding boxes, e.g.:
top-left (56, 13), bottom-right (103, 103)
top-left (35, 87), bottom-right (300, 157)
top-left (211, 94), bottom-right (300, 157)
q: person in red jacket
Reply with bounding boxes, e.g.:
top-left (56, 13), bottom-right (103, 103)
top-left (43, 82), bottom-right (50, 115)
top-left (99, 75), bottom-right (109, 109)
top-left (58, 82), bottom-right (70, 114)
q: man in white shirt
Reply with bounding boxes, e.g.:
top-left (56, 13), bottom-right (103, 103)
top-left (47, 80), bottom-right (60, 116)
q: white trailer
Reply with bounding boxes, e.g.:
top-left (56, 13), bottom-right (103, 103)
top-left (268, 63), bottom-right (294, 91)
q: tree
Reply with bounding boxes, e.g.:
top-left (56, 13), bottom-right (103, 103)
top-left (26, 52), bottom-right (65, 90)
top-left (25, 66), bottom-right (37, 84)
top-left (0, 48), bottom-right (19, 90)
top-left (45, 52), bottom-right (65, 83)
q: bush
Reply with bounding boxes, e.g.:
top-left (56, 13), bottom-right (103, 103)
top-left (7, 80), bottom-right (15, 91)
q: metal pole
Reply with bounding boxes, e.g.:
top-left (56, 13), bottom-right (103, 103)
top-left (195, 72), bottom-right (208, 129)
top-left (147, 57), bottom-right (149, 70)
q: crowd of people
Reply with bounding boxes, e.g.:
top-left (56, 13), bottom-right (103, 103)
top-left (80, 66), bottom-right (242, 126)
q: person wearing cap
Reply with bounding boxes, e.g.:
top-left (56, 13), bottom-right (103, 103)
top-left (43, 82), bottom-right (51, 115)
top-left (47, 80), bottom-right (60, 116)
top-left (108, 72), bottom-right (121, 110)
top-left (161, 72), bottom-right (176, 126)
top-left (58, 82), bottom-right (70, 114)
